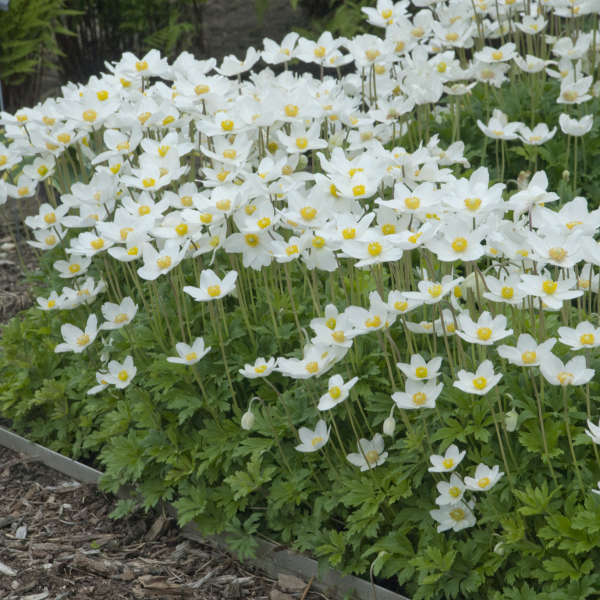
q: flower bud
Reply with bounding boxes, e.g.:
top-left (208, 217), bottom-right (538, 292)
top-left (493, 542), bottom-right (505, 556)
top-left (297, 154), bottom-right (309, 170)
top-left (562, 169), bottom-right (570, 182)
top-left (241, 409), bottom-right (255, 430)
top-left (383, 416), bottom-right (396, 436)
top-left (504, 409), bottom-right (518, 432)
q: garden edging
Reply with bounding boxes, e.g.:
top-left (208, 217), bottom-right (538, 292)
top-left (0, 425), bottom-right (408, 600)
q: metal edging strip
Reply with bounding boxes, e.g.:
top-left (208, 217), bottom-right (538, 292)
top-left (0, 425), bottom-right (409, 600)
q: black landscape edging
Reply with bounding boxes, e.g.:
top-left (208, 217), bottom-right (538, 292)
top-left (0, 425), bottom-right (409, 600)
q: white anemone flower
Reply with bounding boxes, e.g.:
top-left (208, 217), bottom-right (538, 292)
top-left (295, 420), bottom-right (330, 453)
top-left (392, 379), bottom-right (443, 410)
top-left (585, 420), bottom-right (600, 445)
top-left (346, 434), bottom-right (388, 471)
top-left (318, 374), bottom-right (359, 411)
top-left (100, 297), bottom-right (138, 330)
top-left (558, 113), bottom-right (593, 136)
top-left (456, 311), bottom-right (513, 345)
top-left (464, 464), bottom-right (504, 492)
top-left (104, 355), bottom-right (137, 389)
top-left (428, 444), bottom-right (466, 473)
top-left (430, 500), bottom-right (476, 533)
top-left (167, 338), bottom-right (211, 365)
top-left (183, 269), bottom-right (238, 302)
top-left (454, 360), bottom-right (502, 395)
top-left (558, 321), bottom-right (600, 350)
top-left (539, 354), bottom-right (594, 386)
top-left (239, 357), bottom-right (277, 379)
top-left (396, 354), bottom-right (443, 381)
top-left (435, 473), bottom-right (466, 506)
top-left (55, 314), bottom-right (98, 354)
top-left (497, 334), bottom-right (556, 367)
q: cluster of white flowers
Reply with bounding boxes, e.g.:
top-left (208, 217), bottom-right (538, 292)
top-left (2, 0), bottom-right (600, 531)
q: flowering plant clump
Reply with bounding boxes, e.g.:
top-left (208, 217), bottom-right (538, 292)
top-left (3, 0), bottom-right (600, 598)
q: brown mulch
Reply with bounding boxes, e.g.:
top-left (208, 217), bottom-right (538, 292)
top-left (0, 447), bottom-right (327, 600)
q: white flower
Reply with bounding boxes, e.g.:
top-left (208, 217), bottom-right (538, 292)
top-left (585, 419), bottom-right (600, 445)
top-left (539, 354), bottom-right (594, 386)
top-left (430, 500), bottom-right (476, 532)
top-left (435, 473), bottom-right (466, 506)
top-left (100, 297), bottom-right (138, 330)
top-left (347, 434), bottom-right (388, 471)
top-left (295, 420), bottom-right (330, 452)
top-left (396, 354), bottom-right (442, 381)
top-left (464, 464), bottom-right (504, 491)
top-left (55, 314), bottom-right (98, 354)
top-left (166, 338), bottom-right (211, 365)
top-left (456, 311), bottom-right (513, 346)
top-left (392, 379), bottom-right (443, 410)
top-left (454, 360), bottom-right (502, 396)
top-left (239, 357), bottom-right (277, 379)
top-left (558, 321), bottom-right (600, 350)
top-left (104, 355), bottom-right (136, 389)
top-left (183, 269), bottom-right (238, 302)
top-left (318, 374), bottom-right (359, 411)
top-left (559, 113), bottom-right (593, 136)
top-left (428, 444), bottom-right (466, 473)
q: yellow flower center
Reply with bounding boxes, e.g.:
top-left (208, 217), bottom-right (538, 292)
top-left (382, 223), bottom-right (396, 235)
top-left (314, 45), bottom-right (326, 58)
top-left (267, 141), bottom-right (278, 153)
top-left (96, 90), bottom-right (109, 101)
top-left (69, 264), bottom-right (81, 274)
top-left (566, 220), bottom-right (582, 230)
top-left (428, 284), bottom-right (443, 298)
top-left (118, 370), bottom-right (129, 382)
top-left (394, 301), bottom-right (408, 312)
top-left (368, 242), bottom-right (383, 257)
top-left (542, 280), bottom-right (557, 294)
top-left (501, 286), bottom-right (514, 299)
top-left (312, 236), bottom-right (325, 249)
top-left (138, 111), bottom-right (151, 125)
top-left (415, 366), bottom-right (428, 379)
top-left (580, 333), bottom-right (595, 345)
top-left (221, 119), bottom-right (234, 131)
top-left (305, 361), bottom-right (319, 374)
top-left (520, 350), bottom-right (536, 364)
top-left (329, 386), bottom-right (341, 399)
top-left (365, 315), bottom-right (382, 328)
top-left (446, 32), bottom-right (459, 42)
top-left (342, 227), bottom-right (356, 240)
top-left (245, 233), bottom-right (259, 247)
top-left (300, 206), bottom-right (317, 221)
top-left (162, 115), bottom-right (175, 126)
top-left (365, 449), bottom-right (379, 465)
top-left (284, 104), bottom-right (299, 117)
top-left (254, 365), bottom-right (267, 374)
top-left (286, 244), bottom-right (299, 256)
top-left (330, 184), bottom-right (339, 197)
top-left (451, 237), bottom-right (468, 253)
top-left (492, 50), bottom-right (503, 60)
top-left (114, 313), bottom-right (128, 324)
top-left (216, 199), bottom-right (231, 211)
top-left (136, 60), bottom-right (148, 71)
top-left (365, 49), bottom-right (381, 61)
top-left (331, 330), bottom-right (345, 343)
top-left (82, 109), bottom-right (97, 123)
top-left (295, 137), bottom-right (308, 149)
top-left (473, 376), bottom-right (488, 390)
top-left (412, 392), bottom-right (427, 406)
top-left (395, 41), bottom-right (405, 52)
top-left (325, 317), bottom-right (336, 330)
top-left (311, 436), bottom-right (324, 447)
top-left (442, 458), bottom-right (454, 469)
top-left (44, 212), bottom-right (57, 224)
top-left (207, 285), bottom-right (221, 297)
top-left (562, 90), bottom-right (579, 102)
top-left (185, 352), bottom-right (198, 362)
top-left (142, 177), bottom-right (156, 188)
top-left (464, 197), bottom-right (481, 211)
top-left (449, 508), bottom-right (465, 521)
top-left (476, 327), bottom-right (492, 341)
top-left (449, 486), bottom-right (461, 498)
top-left (57, 133), bottom-right (71, 144)
top-left (76, 334), bottom-right (90, 346)
top-left (195, 84), bottom-right (210, 95)
top-left (156, 256), bottom-right (172, 269)
top-left (404, 196), bottom-right (420, 210)
top-left (47, 300), bottom-right (56, 308)
top-left (200, 213), bottom-right (212, 224)
top-left (37, 165), bottom-right (49, 177)
top-left (127, 246), bottom-right (139, 256)
top-left (175, 223), bottom-right (188, 236)
top-left (45, 235), bottom-right (56, 246)
top-left (352, 184), bottom-right (366, 197)
top-left (157, 144), bottom-right (170, 157)
top-left (478, 477), bottom-right (491, 488)
top-left (17, 187), bottom-right (29, 197)
top-left (549, 247), bottom-right (567, 262)
top-left (90, 238), bottom-right (104, 250)
top-left (217, 170), bottom-right (230, 182)
top-left (437, 62), bottom-right (447, 73)
top-left (411, 26), bottom-right (424, 38)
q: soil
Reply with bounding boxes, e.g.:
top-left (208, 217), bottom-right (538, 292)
top-left (0, 446), bottom-right (328, 600)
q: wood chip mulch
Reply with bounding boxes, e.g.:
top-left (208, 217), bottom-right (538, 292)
top-left (0, 447), bottom-right (328, 600)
